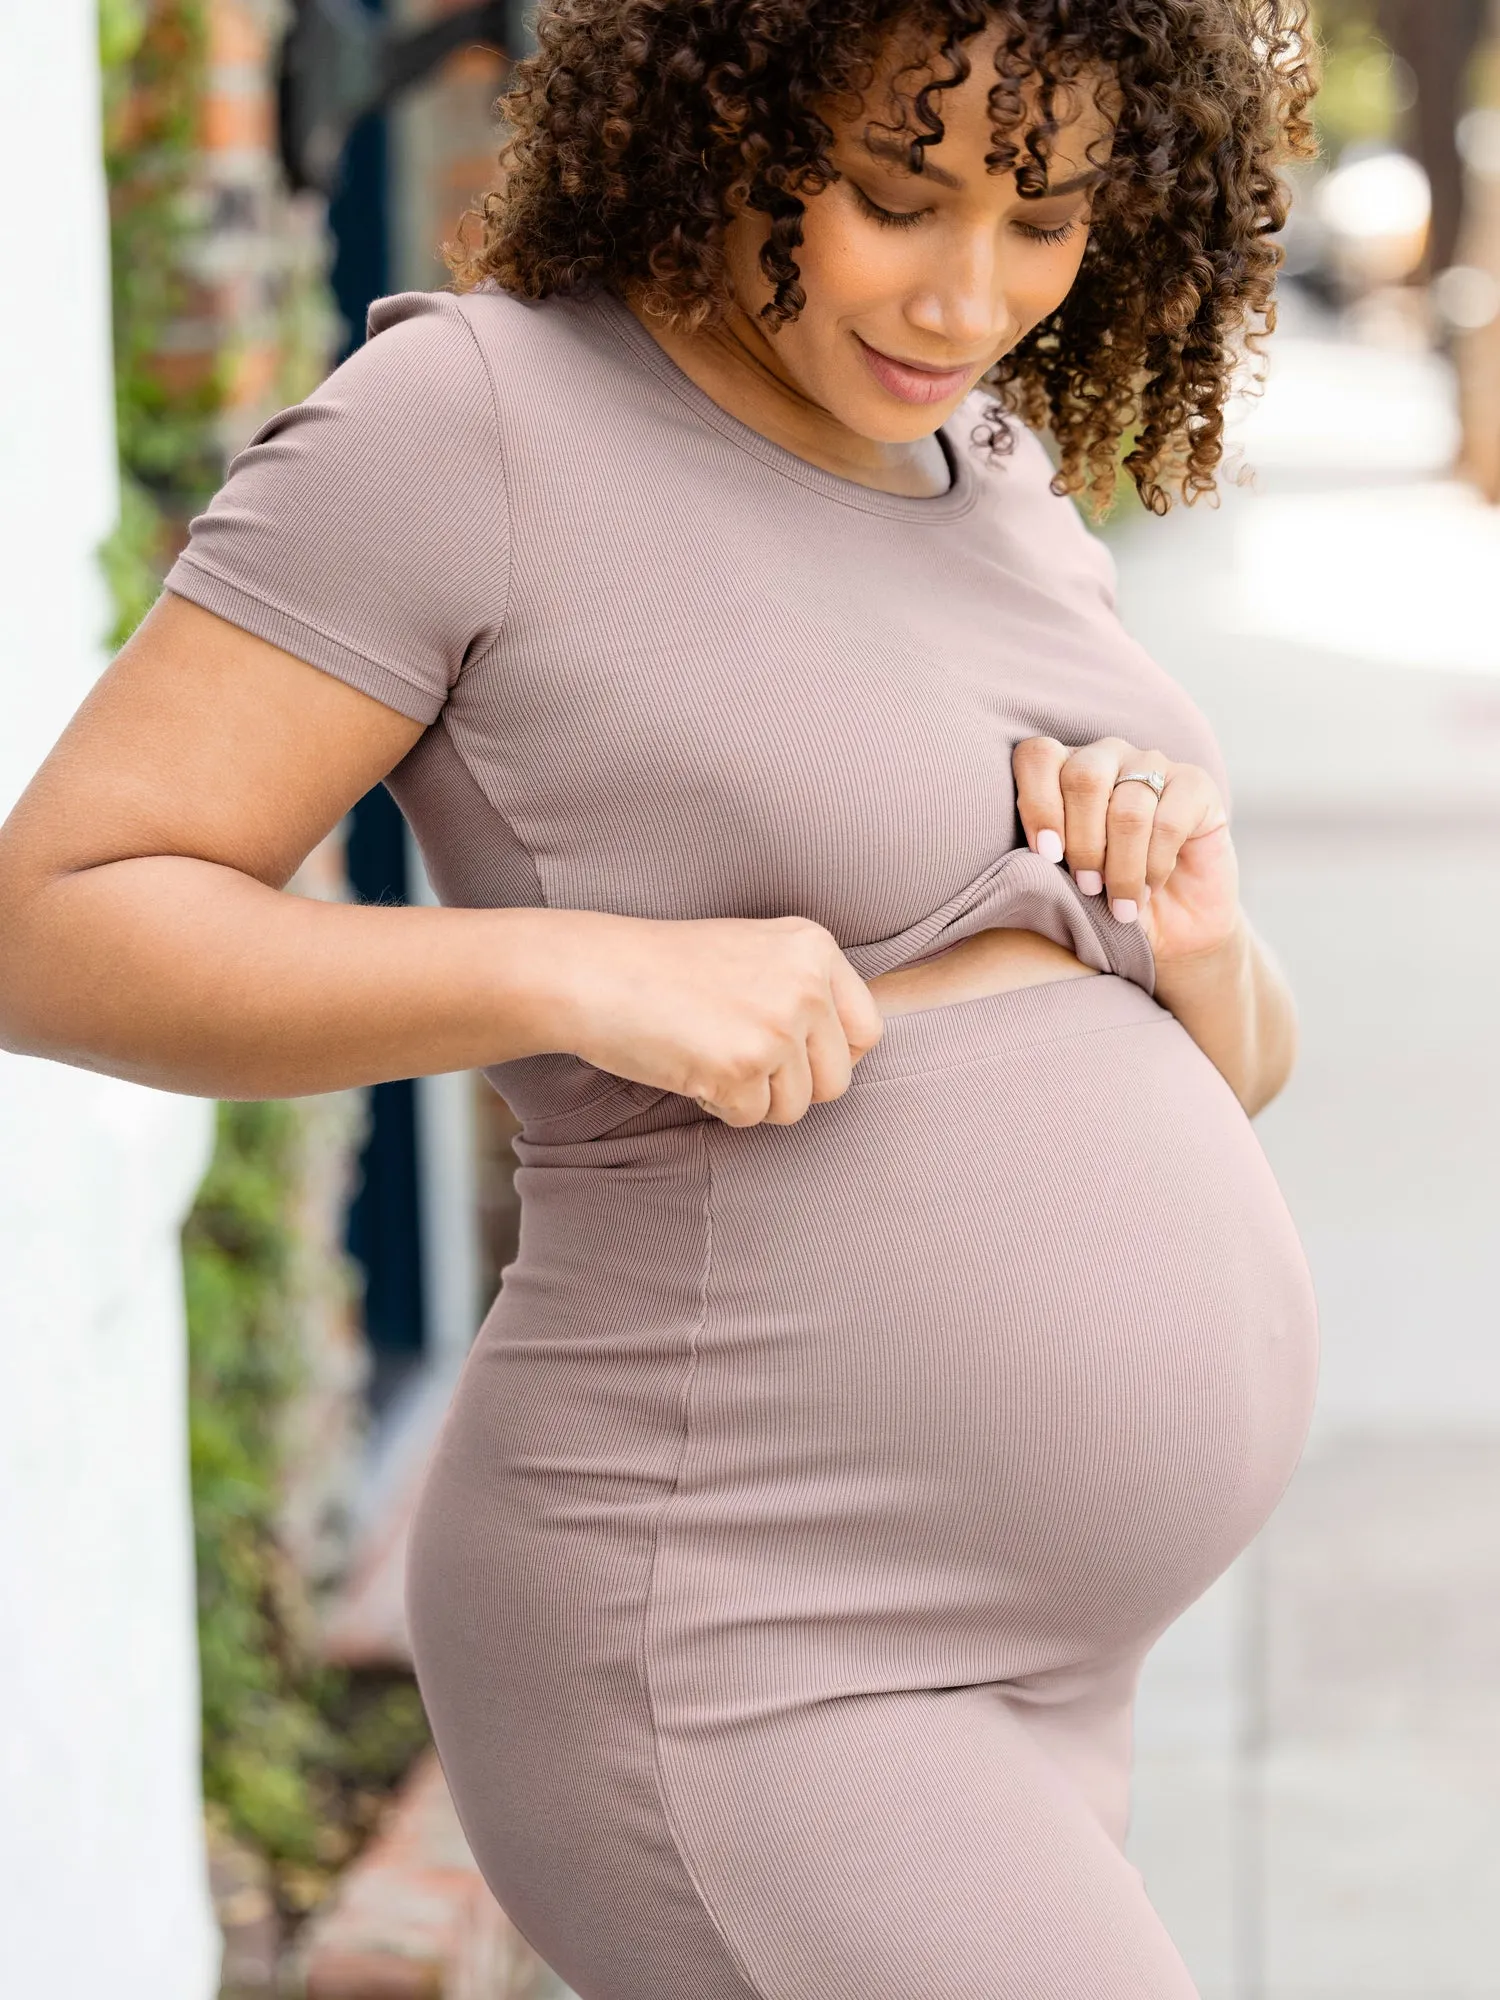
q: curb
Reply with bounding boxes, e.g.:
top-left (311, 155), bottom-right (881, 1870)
top-left (286, 1748), bottom-right (561, 1998)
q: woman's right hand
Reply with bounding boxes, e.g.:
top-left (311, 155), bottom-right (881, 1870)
top-left (546, 911), bottom-right (886, 1128)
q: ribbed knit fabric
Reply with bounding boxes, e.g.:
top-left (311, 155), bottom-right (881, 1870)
top-left (163, 281), bottom-right (1320, 1999)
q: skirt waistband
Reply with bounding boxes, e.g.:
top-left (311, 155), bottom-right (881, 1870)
top-left (508, 972), bottom-right (1172, 1152)
top-left (848, 969), bottom-right (1169, 1091)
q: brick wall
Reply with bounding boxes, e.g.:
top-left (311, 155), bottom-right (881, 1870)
top-left (194, 0), bottom-right (339, 458)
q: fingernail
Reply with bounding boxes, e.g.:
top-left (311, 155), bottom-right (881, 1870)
top-left (1036, 828), bottom-right (1064, 863)
top-left (1112, 897), bottom-right (1138, 924)
top-left (1076, 869), bottom-right (1103, 895)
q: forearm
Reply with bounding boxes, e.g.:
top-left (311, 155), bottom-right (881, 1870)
top-left (1150, 910), bottom-right (1297, 1118)
top-left (0, 854), bottom-right (586, 1099)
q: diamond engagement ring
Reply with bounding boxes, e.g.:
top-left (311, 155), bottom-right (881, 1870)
top-left (1112, 768), bottom-right (1167, 798)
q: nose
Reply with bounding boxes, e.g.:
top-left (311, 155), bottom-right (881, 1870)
top-left (903, 231), bottom-right (1014, 357)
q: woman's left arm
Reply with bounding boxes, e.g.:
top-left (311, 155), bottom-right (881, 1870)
top-left (1012, 733), bottom-right (1298, 1119)
top-left (1149, 911), bottom-right (1298, 1119)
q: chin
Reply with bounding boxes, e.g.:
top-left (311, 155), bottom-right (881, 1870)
top-left (843, 391), bottom-right (969, 440)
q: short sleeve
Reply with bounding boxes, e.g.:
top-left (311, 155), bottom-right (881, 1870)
top-left (162, 290), bottom-right (510, 725)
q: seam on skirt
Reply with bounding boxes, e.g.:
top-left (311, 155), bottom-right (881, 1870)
top-left (639, 1123), bottom-right (771, 2000)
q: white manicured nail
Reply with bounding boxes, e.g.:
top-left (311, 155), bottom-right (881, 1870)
top-left (1112, 897), bottom-right (1138, 924)
top-left (1036, 828), bottom-right (1065, 863)
top-left (1076, 869), bottom-right (1103, 895)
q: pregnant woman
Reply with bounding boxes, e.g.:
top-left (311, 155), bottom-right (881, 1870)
top-left (0, 1), bottom-right (1321, 1993)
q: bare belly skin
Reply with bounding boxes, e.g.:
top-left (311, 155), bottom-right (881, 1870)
top-left (867, 924), bottom-right (1101, 1019)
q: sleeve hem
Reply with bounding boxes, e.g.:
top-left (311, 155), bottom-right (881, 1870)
top-left (162, 557), bottom-right (446, 726)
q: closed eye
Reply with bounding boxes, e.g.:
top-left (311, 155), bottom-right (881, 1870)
top-left (851, 183), bottom-right (929, 229)
top-left (852, 183), bottom-right (1082, 248)
top-left (1015, 218), bottom-right (1080, 246)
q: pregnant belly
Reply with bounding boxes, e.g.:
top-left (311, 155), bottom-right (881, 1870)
top-left (657, 970), bottom-right (1320, 1676)
top-left (491, 967), bottom-right (1319, 1693)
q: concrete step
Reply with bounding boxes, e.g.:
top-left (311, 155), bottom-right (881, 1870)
top-left (317, 1360), bottom-right (468, 1670)
top-left (286, 1747), bottom-right (575, 1999)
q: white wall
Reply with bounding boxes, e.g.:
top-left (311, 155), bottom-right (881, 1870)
top-left (0, 6), bottom-right (220, 1996)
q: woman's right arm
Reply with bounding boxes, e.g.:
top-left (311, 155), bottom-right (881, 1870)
top-left (0, 593), bottom-right (879, 1118)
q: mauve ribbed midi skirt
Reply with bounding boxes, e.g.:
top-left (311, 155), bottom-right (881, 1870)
top-left (404, 970), bottom-right (1319, 2000)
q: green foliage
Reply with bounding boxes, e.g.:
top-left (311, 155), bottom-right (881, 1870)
top-left (1315, 46), bottom-right (1400, 156)
top-left (1313, 9), bottom-right (1405, 160)
top-left (184, 1105), bottom-right (336, 1870)
top-left (182, 1101), bottom-right (429, 1890)
top-left (96, 0), bottom-right (220, 651)
top-left (94, 1), bottom-right (430, 1928)
top-left (102, 0), bottom-right (226, 498)
top-left (97, 469), bottom-right (174, 651)
top-left (1087, 432), bottom-right (1149, 536)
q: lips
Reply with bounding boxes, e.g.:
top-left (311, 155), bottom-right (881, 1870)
top-left (854, 332), bottom-right (979, 406)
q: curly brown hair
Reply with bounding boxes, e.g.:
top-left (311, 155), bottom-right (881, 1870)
top-left (446, 0), bottom-right (1318, 514)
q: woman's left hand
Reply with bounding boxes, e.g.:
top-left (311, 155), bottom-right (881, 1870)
top-left (1012, 735), bottom-right (1240, 966)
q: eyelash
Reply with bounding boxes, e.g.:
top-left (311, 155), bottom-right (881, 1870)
top-left (851, 184), bottom-right (1079, 246)
top-left (1018, 219), bottom-right (1080, 247)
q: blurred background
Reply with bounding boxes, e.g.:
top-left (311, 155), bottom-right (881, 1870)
top-left (2, 3), bottom-right (1499, 1997)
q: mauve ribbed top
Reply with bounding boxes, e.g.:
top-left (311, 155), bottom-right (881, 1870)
top-left (163, 280), bottom-right (1233, 1112)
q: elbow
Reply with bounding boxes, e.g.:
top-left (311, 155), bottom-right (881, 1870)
top-left (0, 894), bottom-right (38, 1053)
top-left (0, 1011), bottom-right (45, 1060)
top-left (0, 877), bottom-right (86, 1065)
top-left (1245, 1011), bottom-right (1298, 1121)
top-left (0, 987), bottom-right (68, 1063)
top-left (0, 954), bottom-right (63, 1064)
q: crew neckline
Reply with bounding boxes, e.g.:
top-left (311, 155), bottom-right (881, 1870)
top-left (587, 284), bottom-right (981, 523)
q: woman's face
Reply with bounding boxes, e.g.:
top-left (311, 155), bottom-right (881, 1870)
top-left (720, 23), bottom-right (1115, 445)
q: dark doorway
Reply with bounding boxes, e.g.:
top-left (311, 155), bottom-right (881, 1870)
top-left (325, 0), bottom-right (428, 1410)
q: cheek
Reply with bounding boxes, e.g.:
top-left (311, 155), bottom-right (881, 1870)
top-left (1014, 238), bottom-right (1092, 322)
top-left (792, 188), bottom-right (936, 308)
top-left (794, 198), bottom-right (911, 309)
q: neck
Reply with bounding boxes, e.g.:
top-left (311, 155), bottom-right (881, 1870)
top-left (614, 283), bottom-right (955, 499)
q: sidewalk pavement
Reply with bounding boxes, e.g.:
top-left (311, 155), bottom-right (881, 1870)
top-left (1113, 296), bottom-right (1500, 1999)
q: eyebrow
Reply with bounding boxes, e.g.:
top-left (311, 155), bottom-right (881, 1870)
top-left (860, 132), bottom-right (1106, 199)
